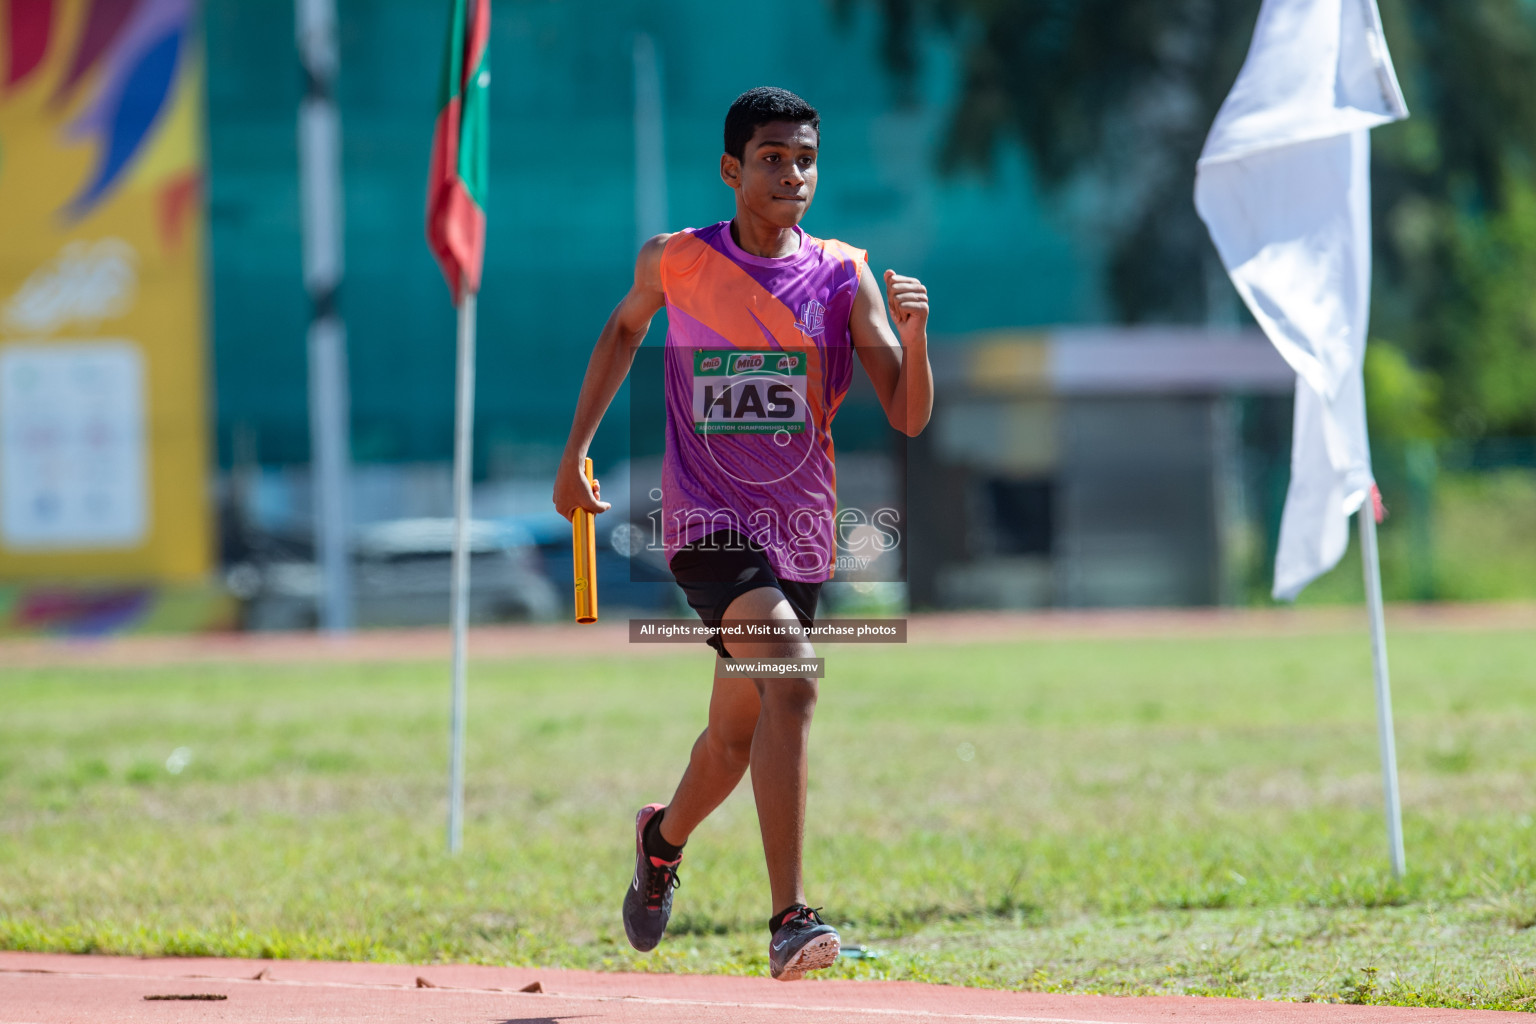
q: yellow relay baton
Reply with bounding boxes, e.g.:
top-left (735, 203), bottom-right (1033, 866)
top-left (572, 457), bottom-right (599, 624)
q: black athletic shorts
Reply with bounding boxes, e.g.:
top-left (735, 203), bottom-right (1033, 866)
top-left (668, 530), bottom-right (821, 659)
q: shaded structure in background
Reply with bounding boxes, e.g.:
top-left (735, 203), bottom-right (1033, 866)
top-left (908, 330), bottom-right (1294, 609)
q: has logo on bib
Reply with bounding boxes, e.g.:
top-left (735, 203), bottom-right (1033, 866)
top-left (691, 348), bottom-right (809, 435)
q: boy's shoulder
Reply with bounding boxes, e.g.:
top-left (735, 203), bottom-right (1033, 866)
top-left (810, 234), bottom-right (868, 267)
top-left (662, 221), bottom-right (865, 254)
top-left (702, 223), bottom-right (868, 263)
top-left (664, 220), bottom-right (728, 246)
top-left (658, 224), bottom-right (867, 292)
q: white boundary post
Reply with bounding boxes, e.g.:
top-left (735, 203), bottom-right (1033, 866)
top-left (447, 292), bottom-right (477, 854)
top-left (297, 0), bottom-right (353, 633)
top-left (1359, 505), bottom-right (1406, 877)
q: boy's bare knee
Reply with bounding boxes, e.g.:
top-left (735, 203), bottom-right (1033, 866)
top-left (757, 676), bottom-right (818, 717)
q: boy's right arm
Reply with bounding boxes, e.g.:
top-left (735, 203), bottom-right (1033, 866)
top-left (552, 233), bottom-right (671, 521)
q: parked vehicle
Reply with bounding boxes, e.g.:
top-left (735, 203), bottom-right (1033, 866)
top-left (227, 518), bottom-right (559, 630)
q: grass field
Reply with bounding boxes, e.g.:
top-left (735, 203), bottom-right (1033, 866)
top-left (3, 623), bottom-right (1535, 1009)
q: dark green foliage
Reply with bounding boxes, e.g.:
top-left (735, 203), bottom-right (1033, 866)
top-left (843, 0), bottom-right (1536, 437)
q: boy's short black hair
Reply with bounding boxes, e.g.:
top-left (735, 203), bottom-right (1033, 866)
top-left (723, 87), bottom-right (820, 160)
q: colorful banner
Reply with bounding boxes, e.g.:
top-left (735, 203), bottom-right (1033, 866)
top-left (0, 0), bottom-right (210, 581)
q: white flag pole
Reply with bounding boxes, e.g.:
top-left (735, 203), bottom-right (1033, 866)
top-left (447, 291), bottom-right (478, 855)
top-left (1195, 0), bottom-right (1410, 876)
top-left (1358, 503), bottom-right (1405, 877)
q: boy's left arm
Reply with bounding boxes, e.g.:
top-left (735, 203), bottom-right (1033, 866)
top-left (851, 263), bottom-right (933, 436)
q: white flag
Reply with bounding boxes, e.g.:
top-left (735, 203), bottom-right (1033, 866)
top-left (1195, 0), bottom-right (1407, 601)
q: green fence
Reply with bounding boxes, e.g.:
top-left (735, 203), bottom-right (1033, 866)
top-left (204, 0), bottom-right (1106, 469)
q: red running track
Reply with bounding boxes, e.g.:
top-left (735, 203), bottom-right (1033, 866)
top-left (0, 952), bottom-right (1521, 1024)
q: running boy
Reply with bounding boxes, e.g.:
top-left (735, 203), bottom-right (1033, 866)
top-left (552, 87), bottom-right (933, 980)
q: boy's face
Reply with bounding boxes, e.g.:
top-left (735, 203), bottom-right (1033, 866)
top-left (721, 120), bottom-right (819, 228)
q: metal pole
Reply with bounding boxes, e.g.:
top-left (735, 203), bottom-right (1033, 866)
top-left (306, 319), bottom-right (352, 631)
top-left (447, 292), bottom-right (477, 854)
top-left (297, 0), bottom-right (353, 632)
top-left (1358, 504), bottom-right (1406, 877)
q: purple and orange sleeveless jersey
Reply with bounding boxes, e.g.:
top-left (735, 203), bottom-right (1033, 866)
top-left (659, 220), bottom-right (867, 582)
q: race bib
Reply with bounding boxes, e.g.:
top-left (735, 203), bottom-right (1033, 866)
top-left (692, 350), bottom-right (808, 435)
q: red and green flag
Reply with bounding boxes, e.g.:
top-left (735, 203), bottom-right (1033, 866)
top-left (426, 0), bottom-right (489, 302)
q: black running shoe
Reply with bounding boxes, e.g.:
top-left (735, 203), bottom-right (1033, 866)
top-left (768, 905), bottom-right (840, 981)
top-left (622, 804), bottom-right (681, 952)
